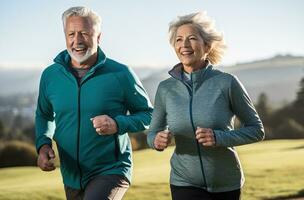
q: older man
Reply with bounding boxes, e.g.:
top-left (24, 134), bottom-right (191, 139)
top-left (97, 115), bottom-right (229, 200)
top-left (35, 6), bottom-right (153, 200)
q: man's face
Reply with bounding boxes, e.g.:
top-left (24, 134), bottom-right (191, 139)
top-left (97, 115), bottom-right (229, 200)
top-left (65, 16), bottom-right (100, 65)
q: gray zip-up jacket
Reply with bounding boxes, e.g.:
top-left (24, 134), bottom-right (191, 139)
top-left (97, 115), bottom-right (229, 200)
top-left (147, 63), bottom-right (264, 192)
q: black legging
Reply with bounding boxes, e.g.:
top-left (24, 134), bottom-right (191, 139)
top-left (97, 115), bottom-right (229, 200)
top-left (64, 175), bottom-right (129, 200)
top-left (170, 185), bottom-right (241, 200)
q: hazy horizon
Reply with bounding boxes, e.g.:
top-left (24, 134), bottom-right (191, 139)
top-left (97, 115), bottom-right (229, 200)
top-left (0, 53), bottom-right (303, 70)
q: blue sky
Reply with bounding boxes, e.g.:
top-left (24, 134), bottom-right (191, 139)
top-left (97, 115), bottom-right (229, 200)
top-left (0, 0), bottom-right (303, 68)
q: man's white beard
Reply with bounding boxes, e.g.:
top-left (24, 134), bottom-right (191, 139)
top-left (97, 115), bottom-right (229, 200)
top-left (67, 48), bottom-right (94, 64)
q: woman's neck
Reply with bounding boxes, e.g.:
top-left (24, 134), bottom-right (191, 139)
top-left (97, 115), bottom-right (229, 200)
top-left (183, 60), bottom-right (207, 73)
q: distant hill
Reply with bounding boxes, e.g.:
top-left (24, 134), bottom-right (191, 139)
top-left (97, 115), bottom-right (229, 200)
top-left (0, 68), bottom-right (42, 96)
top-left (1, 54), bottom-right (303, 107)
top-left (141, 55), bottom-right (304, 107)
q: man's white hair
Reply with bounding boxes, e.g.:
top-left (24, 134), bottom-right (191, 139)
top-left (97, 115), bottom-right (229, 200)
top-left (62, 6), bottom-right (101, 34)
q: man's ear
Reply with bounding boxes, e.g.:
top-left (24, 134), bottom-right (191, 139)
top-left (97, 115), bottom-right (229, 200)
top-left (97, 33), bottom-right (101, 44)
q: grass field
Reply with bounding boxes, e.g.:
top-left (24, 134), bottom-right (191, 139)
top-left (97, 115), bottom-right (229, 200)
top-left (0, 139), bottom-right (303, 200)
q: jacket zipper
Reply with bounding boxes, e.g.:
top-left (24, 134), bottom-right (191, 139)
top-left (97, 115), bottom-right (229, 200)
top-left (170, 71), bottom-right (208, 189)
top-left (77, 84), bottom-right (83, 189)
top-left (188, 75), bottom-right (208, 189)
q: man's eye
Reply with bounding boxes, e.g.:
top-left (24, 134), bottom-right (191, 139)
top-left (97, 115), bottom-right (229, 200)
top-left (189, 37), bottom-right (197, 40)
top-left (176, 38), bottom-right (182, 42)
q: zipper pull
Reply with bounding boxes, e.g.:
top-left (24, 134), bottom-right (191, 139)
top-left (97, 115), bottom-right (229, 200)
top-left (165, 125), bottom-right (170, 132)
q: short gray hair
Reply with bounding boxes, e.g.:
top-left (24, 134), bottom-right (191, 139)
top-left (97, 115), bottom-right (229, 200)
top-left (169, 12), bottom-right (226, 65)
top-left (62, 6), bottom-right (101, 34)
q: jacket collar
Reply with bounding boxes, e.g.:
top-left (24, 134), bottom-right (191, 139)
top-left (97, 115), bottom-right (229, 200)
top-left (168, 60), bottom-right (213, 90)
top-left (53, 46), bottom-right (107, 72)
top-left (53, 47), bottom-right (107, 84)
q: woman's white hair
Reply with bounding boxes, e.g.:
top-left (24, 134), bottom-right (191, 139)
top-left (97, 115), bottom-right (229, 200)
top-left (62, 6), bottom-right (101, 34)
top-left (169, 12), bottom-right (226, 65)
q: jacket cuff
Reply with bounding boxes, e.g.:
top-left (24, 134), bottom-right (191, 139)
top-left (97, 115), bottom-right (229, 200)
top-left (147, 132), bottom-right (156, 149)
top-left (36, 137), bottom-right (52, 154)
top-left (114, 115), bottom-right (128, 135)
top-left (213, 129), bottom-right (225, 147)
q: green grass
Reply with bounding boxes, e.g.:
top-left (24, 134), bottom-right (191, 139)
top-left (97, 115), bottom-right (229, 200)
top-left (0, 139), bottom-right (303, 200)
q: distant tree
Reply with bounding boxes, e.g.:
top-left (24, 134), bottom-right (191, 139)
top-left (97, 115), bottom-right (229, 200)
top-left (294, 77), bottom-right (304, 105)
top-left (292, 77), bottom-right (304, 124)
top-left (0, 119), bottom-right (4, 139)
top-left (255, 93), bottom-right (272, 124)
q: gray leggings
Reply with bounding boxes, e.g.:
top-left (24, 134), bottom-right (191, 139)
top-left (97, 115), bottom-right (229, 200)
top-left (64, 175), bottom-right (129, 200)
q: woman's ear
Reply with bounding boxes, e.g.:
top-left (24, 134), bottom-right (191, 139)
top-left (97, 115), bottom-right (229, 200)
top-left (204, 43), bottom-right (212, 60)
top-left (203, 43), bottom-right (210, 60)
top-left (205, 43), bottom-right (212, 54)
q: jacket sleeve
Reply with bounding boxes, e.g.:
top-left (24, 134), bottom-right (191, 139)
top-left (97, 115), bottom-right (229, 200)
top-left (147, 83), bottom-right (167, 149)
top-left (214, 75), bottom-right (265, 147)
top-left (35, 71), bottom-right (54, 152)
top-left (114, 68), bottom-right (153, 134)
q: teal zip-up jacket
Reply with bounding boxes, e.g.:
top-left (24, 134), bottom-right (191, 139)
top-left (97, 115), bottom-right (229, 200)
top-left (36, 47), bottom-right (153, 189)
top-left (147, 63), bottom-right (264, 192)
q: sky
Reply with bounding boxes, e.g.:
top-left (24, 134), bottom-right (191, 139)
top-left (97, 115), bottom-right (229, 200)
top-left (0, 0), bottom-right (304, 69)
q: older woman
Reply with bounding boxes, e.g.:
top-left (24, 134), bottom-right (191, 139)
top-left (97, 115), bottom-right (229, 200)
top-left (147, 12), bottom-right (264, 200)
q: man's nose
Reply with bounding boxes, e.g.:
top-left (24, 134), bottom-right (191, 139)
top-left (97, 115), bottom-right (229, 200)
top-left (74, 33), bottom-right (84, 44)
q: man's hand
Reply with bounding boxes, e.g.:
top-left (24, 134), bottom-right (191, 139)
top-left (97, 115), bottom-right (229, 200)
top-left (154, 129), bottom-right (172, 151)
top-left (91, 115), bottom-right (118, 135)
top-left (195, 127), bottom-right (216, 147)
top-left (37, 144), bottom-right (56, 171)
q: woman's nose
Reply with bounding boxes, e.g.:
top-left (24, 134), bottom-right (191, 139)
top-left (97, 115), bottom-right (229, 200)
top-left (182, 38), bottom-right (190, 47)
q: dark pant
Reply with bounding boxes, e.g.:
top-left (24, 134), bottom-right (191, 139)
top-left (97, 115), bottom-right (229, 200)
top-left (64, 175), bottom-right (129, 200)
top-left (170, 185), bottom-right (241, 200)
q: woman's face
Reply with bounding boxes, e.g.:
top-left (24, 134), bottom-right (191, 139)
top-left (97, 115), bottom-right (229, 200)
top-left (174, 24), bottom-right (208, 69)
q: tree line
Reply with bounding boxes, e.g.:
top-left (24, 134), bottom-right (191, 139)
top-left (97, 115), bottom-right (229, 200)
top-left (0, 77), bottom-right (303, 167)
top-left (255, 77), bottom-right (304, 139)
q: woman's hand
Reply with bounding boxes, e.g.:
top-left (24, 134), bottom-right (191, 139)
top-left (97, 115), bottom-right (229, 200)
top-left (195, 127), bottom-right (216, 147)
top-left (154, 130), bottom-right (172, 151)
